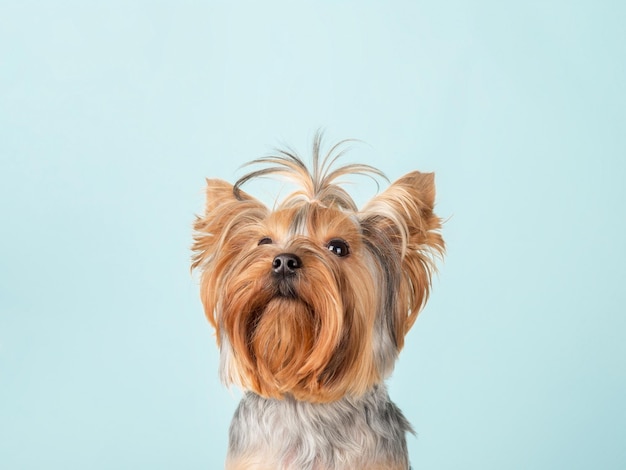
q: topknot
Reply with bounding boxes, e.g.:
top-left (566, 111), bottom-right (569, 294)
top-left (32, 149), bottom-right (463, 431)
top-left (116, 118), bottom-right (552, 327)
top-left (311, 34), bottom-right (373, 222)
top-left (233, 131), bottom-right (387, 212)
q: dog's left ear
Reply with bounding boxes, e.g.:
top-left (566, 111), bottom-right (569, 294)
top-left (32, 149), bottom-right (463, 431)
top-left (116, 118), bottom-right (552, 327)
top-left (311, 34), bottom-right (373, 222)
top-left (360, 171), bottom-right (444, 348)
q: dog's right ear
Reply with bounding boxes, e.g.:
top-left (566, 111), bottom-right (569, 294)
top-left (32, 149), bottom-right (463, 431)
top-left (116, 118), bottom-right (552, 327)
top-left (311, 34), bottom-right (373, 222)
top-left (191, 179), bottom-right (268, 272)
top-left (204, 178), bottom-right (236, 213)
top-left (202, 178), bottom-right (260, 212)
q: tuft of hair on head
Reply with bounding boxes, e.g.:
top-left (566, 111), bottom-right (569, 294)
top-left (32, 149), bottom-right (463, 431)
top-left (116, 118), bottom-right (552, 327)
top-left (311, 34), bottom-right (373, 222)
top-left (233, 130), bottom-right (387, 212)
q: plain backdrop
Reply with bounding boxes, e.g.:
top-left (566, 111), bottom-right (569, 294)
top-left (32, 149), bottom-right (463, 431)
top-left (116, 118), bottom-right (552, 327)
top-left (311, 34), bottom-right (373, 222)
top-left (1, 1), bottom-right (625, 469)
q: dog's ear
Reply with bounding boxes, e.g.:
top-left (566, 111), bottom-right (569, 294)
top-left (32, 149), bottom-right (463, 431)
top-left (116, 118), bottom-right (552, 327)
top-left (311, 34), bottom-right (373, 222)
top-left (360, 171), bottom-right (444, 349)
top-left (202, 178), bottom-right (260, 212)
top-left (204, 178), bottom-right (235, 213)
top-left (191, 178), bottom-right (268, 272)
top-left (192, 179), bottom-right (268, 328)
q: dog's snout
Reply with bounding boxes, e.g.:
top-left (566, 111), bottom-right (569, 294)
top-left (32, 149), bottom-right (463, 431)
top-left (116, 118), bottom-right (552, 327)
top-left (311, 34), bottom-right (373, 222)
top-left (272, 253), bottom-right (302, 277)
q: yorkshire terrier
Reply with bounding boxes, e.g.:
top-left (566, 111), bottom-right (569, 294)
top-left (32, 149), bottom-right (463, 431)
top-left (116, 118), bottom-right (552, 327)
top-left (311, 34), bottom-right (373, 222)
top-left (192, 135), bottom-right (444, 470)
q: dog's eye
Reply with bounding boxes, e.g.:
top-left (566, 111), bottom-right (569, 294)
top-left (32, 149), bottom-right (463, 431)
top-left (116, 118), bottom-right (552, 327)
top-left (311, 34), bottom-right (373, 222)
top-left (258, 237), bottom-right (273, 246)
top-left (327, 239), bottom-right (350, 257)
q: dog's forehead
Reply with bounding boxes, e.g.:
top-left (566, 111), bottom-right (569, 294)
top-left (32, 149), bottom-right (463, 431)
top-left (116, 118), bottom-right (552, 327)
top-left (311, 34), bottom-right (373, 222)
top-left (264, 203), bottom-right (360, 240)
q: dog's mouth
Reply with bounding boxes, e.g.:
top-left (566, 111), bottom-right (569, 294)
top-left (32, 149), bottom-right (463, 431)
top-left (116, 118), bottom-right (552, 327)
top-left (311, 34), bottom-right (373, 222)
top-left (275, 279), bottom-right (299, 299)
top-left (243, 282), bottom-right (308, 335)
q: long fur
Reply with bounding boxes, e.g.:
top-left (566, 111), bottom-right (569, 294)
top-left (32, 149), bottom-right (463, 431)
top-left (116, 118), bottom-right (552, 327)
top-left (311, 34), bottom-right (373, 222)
top-left (192, 134), bottom-right (444, 468)
top-left (227, 385), bottom-right (412, 470)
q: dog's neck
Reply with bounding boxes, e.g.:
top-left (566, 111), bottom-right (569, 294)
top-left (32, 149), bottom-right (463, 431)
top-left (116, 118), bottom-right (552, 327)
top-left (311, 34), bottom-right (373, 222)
top-left (226, 385), bottom-right (412, 470)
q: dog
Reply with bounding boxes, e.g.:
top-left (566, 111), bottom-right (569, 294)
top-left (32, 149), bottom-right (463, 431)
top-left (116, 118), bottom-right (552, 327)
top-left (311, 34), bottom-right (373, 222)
top-left (192, 134), bottom-right (444, 469)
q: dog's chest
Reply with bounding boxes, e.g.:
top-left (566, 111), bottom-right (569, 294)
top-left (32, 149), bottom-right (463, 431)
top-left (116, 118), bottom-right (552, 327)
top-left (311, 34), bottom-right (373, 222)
top-left (226, 387), bottom-right (411, 470)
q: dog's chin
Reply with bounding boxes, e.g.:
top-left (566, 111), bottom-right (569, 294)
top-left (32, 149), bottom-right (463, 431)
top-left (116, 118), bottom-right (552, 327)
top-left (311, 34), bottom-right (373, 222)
top-left (259, 292), bottom-right (313, 325)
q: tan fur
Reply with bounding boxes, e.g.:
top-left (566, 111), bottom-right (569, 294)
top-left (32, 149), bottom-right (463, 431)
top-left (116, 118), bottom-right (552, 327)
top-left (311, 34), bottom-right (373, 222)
top-left (192, 137), bottom-right (444, 467)
top-left (194, 199), bottom-right (381, 402)
top-left (192, 166), bottom-right (442, 401)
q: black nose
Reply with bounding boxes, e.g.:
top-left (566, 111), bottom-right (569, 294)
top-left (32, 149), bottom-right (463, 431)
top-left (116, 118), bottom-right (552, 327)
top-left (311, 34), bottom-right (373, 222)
top-left (272, 253), bottom-right (302, 277)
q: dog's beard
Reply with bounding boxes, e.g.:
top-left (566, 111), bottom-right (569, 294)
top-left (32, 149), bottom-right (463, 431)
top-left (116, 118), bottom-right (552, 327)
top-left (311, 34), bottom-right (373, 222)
top-left (249, 297), bottom-right (318, 391)
top-left (221, 265), bottom-right (353, 401)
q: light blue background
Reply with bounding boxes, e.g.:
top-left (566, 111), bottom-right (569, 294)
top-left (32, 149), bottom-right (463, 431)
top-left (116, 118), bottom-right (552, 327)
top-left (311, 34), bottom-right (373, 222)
top-left (1, 1), bottom-right (625, 469)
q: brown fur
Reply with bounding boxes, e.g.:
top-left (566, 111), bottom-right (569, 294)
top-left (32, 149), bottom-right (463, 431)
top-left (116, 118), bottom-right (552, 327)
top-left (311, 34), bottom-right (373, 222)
top-left (192, 159), bottom-right (442, 402)
top-left (192, 136), bottom-right (444, 467)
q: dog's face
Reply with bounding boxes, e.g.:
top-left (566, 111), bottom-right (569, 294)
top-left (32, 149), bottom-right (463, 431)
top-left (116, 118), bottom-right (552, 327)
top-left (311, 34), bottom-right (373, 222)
top-left (192, 145), bottom-right (443, 403)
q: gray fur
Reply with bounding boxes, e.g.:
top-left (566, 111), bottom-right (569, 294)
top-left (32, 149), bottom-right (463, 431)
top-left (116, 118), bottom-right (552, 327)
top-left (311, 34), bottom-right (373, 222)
top-left (228, 385), bottom-right (413, 469)
top-left (362, 222), bottom-right (404, 380)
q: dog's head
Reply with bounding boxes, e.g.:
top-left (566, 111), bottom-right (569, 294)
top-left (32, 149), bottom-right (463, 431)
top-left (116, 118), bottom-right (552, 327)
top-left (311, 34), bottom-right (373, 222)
top-left (192, 136), bottom-right (444, 402)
